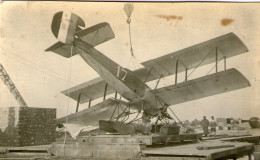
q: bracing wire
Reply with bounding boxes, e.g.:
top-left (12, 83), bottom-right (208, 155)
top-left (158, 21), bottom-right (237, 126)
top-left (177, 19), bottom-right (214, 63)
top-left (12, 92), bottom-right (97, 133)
top-left (63, 46), bottom-right (73, 155)
top-left (1, 48), bottom-right (82, 84)
top-left (186, 48), bottom-right (215, 80)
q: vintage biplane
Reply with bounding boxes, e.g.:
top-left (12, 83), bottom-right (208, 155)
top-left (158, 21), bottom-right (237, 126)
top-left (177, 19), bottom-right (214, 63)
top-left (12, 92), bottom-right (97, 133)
top-left (46, 11), bottom-right (250, 134)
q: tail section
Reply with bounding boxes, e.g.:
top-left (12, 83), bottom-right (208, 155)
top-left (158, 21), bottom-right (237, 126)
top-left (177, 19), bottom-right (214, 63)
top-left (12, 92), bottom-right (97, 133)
top-left (51, 11), bottom-right (85, 44)
top-left (46, 11), bottom-right (115, 58)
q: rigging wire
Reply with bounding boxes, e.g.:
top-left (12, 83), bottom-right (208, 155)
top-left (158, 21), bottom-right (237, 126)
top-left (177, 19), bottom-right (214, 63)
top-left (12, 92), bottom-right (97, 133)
top-left (1, 49), bottom-right (82, 84)
top-left (184, 48), bottom-right (215, 81)
top-left (206, 56), bottom-right (225, 76)
top-left (63, 46), bottom-right (74, 155)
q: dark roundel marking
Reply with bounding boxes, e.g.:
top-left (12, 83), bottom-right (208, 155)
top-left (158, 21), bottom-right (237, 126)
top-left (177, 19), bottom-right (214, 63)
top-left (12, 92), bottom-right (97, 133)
top-left (51, 11), bottom-right (63, 38)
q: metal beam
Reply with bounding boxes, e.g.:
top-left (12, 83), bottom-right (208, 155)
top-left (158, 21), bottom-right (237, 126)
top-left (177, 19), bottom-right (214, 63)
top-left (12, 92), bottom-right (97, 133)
top-left (0, 64), bottom-right (27, 107)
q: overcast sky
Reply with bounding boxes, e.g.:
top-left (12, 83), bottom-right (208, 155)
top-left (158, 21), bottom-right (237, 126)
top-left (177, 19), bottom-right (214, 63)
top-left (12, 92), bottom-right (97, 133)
top-left (0, 2), bottom-right (259, 121)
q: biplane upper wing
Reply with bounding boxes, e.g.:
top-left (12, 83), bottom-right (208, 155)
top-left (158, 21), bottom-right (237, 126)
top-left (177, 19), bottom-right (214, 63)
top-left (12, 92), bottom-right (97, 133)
top-left (61, 77), bottom-right (115, 104)
top-left (139, 32), bottom-right (248, 81)
top-left (145, 68), bottom-right (250, 106)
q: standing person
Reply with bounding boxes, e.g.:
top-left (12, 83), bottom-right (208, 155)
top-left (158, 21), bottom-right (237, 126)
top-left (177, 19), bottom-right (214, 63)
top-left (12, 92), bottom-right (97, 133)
top-left (201, 116), bottom-right (209, 137)
top-left (210, 116), bottom-right (217, 136)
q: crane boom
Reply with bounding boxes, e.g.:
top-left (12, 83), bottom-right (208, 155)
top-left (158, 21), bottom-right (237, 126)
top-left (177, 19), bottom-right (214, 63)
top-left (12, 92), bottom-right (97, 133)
top-left (0, 64), bottom-right (27, 107)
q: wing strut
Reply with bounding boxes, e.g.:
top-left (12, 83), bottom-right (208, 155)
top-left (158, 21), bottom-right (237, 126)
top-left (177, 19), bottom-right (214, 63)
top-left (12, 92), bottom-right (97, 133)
top-left (103, 83), bottom-right (108, 101)
top-left (76, 93), bottom-right (81, 112)
top-left (175, 59), bottom-right (188, 84)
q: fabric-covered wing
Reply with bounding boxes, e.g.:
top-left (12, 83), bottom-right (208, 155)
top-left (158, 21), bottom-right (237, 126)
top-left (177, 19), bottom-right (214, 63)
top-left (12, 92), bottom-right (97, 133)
top-left (61, 77), bottom-right (115, 104)
top-left (57, 98), bottom-right (125, 126)
top-left (146, 68), bottom-right (250, 106)
top-left (140, 32), bottom-right (248, 80)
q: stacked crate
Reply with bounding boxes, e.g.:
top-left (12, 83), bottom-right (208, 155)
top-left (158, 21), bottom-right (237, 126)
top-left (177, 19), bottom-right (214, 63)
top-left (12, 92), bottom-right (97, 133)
top-left (0, 107), bottom-right (56, 146)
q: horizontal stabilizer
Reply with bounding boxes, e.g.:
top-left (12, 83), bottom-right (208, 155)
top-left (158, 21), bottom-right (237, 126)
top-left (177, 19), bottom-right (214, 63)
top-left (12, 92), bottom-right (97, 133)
top-left (45, 42), bottom-right (75, 58)
top-left (141, 32), bottom-right (248, 81)
top-left (61, 77), bottom-right (115, 104)
top-left (57, 98), bottom-right (126, 126)
top-left (75, 22), bottom-right (115, 47)
top-left (146, 68), bottom-right (250, 106)
top-left (46, 22), bottom-right (115, 58)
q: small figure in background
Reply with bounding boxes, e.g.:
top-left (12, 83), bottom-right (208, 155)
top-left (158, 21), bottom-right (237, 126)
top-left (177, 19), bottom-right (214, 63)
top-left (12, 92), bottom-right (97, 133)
top-left (201, 116), bottom-right (209, 137)
top-left (210, 116), bottom-right (217, 136)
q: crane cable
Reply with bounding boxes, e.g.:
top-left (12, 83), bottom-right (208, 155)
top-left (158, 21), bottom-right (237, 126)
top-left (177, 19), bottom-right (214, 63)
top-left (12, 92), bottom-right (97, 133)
top-left (127, 18), bottom-right (135, 58)
top-left (124, 3), bottom-right (135, 59)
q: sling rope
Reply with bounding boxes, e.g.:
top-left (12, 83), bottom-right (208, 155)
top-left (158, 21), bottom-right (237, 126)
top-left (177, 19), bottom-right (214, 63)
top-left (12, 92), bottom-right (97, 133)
top-left (62, 45), bottom-right (73, 155)
top-left (124, 3), bottom-right (135, 59)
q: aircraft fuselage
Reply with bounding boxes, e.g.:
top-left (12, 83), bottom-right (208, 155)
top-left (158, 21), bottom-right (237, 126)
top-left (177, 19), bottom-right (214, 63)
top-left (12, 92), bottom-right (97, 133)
top-left (75, 39), bottom-right (149, 103)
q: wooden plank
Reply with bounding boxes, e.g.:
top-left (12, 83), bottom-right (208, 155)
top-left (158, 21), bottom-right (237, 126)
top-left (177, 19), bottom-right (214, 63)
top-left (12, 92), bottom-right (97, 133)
top-left (152, 133), bottom-right (202, 144)
top-left (142, 141), bottom-right (253, 159)
top-left (77, 134), bottom-right (201, 146)
top-left (139, 157), bottom-right (206, 160)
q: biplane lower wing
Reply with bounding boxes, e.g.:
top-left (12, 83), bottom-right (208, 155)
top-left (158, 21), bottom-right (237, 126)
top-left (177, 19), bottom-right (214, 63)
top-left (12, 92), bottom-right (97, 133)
top-left (61, 77), bottom-right (115, 104)
top-left (60, 68), bottom-right (155, 104)
top-left (57, 98), bottom-right (126, 126)
top-left (146, 68), bottom-right (250, 106)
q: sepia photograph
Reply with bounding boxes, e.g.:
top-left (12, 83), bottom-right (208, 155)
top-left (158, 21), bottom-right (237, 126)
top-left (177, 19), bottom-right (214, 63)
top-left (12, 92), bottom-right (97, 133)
top-left (0, 1), bottom-right (260, 159)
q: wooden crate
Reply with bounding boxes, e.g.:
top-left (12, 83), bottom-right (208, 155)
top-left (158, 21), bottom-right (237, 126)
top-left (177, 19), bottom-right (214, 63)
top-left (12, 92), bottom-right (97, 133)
top-left (0, 107), bottom-right (56, 146)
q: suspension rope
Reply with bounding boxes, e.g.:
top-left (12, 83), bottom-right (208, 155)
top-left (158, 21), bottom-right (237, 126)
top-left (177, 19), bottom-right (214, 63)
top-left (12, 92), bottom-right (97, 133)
top-left (124, 3), bottom-right (135, 59)
top-left (128, 18), bottom-right (135, 58)
top-left (63, 45), bottom-right (73, 155)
